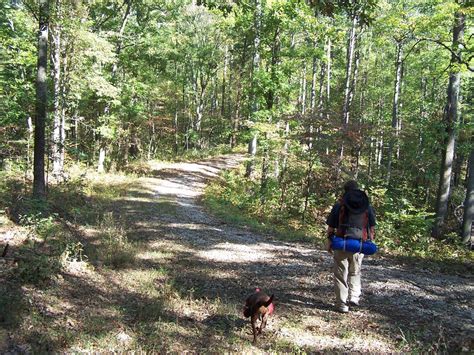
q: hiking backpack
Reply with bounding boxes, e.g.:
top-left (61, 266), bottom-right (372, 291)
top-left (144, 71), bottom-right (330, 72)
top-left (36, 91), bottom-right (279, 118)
top-left (336, 189), bottom-right (370, 241)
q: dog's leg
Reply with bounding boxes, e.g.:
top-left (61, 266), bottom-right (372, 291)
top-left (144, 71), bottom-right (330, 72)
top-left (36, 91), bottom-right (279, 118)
top-left (259, 313), bottom-right (268, 335)
top-left (251, 314), bottom-right (258, 344)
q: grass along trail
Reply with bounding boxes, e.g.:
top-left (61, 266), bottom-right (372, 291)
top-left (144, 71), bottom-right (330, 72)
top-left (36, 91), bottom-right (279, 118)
top-left (1, 155), bottom-right (473, 352)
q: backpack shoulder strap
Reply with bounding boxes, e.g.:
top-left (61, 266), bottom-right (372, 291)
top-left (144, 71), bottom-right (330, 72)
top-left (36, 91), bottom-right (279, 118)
top-left (336, 198), bottom-right (346, 237)
top-left (362, 209), bottom-right (369, 241)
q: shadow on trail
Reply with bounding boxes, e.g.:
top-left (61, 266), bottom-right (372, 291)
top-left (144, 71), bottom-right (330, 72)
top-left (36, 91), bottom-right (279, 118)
top-left (2, 155), bottom-right (473, 352)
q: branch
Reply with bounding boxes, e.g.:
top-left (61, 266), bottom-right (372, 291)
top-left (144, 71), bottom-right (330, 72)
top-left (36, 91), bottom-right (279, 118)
top-left (92, 0), bottom-right (127, 32)
top-left (426, 38), bottom-right (474, 72)
top-left (401, 38), bottom-right (424, 62)
top-left (23, 1), bottom-right (39, 22)
top-left (404, 37), bottom-right (474, 72)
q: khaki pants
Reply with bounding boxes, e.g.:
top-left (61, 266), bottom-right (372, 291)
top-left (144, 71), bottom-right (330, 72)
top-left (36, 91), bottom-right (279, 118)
top-left (333, 250), bottom-right (364, 306)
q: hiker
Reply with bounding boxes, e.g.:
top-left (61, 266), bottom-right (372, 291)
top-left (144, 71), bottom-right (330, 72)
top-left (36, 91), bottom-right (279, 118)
top-left (325, 180), bottom-right (376, 313)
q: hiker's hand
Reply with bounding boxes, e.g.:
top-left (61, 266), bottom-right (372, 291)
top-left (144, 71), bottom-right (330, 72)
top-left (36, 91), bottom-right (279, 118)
top-left (325, 238), bottom-right (333, 254)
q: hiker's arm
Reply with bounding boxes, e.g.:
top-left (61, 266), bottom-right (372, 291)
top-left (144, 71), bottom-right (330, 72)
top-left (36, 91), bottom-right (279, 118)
top-left (368, 206), bottom-right (376, 240)
top-left (325, 203), bottom-right (340, 233)
top-left (325, 229), bottom-right (333, 254)
top-left (370, 226), bottom-right (375, 240)
top-left (325, 204), bottom-right (339, 253)
top-left (327, 226), bottom-right (335, 238)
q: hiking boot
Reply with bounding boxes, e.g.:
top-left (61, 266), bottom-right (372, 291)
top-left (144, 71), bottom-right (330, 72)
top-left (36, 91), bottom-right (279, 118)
top-left (336, 304), bottom-right (349, 313)
top-left (348, 300), bottom-right (359, 307)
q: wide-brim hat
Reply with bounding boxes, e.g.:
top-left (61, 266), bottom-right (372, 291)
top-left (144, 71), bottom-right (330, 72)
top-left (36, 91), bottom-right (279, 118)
top-left (343, 189), bottom-right (369, 213)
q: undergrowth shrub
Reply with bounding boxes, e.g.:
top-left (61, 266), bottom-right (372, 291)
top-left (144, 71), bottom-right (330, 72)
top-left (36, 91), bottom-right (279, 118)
top-left (98, 212), bottom-right (135, 268)
top-left (122, 161), bottom-right (153, 176)
top-left (17, 253), bottom-right (61, 284)
top-left (16, 212), bottom-right (91, 283)
top-left (205, 162), bottom-right (472, 263)
top-left (20, 213), bottom-right (59, 240)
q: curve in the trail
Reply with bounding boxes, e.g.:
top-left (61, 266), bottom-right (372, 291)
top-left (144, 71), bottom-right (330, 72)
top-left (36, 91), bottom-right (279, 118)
top-left (138, 155), bottom-right (473, 352)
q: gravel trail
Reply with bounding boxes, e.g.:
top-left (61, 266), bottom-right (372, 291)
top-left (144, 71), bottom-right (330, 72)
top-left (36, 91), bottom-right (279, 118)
top-left (136, 155), bottom-right (473, 352)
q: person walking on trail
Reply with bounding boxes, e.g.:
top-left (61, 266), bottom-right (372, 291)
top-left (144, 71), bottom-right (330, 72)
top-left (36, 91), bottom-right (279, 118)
top-left (325, 180), bottom-right (376, 313)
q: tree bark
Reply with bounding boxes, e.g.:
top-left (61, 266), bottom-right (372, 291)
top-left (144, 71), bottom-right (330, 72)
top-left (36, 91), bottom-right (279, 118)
top-left (196, 71), bottom-right (210, 149)
top-left (300, 61), bottom-right (307, 115)
top-left (453, 110), bottom-right (465, 187)
top-left (340, 14), bottom-right (358, 161)
top-left (221, 44), bottom-right (228, 117)
top-left (245, 0), bottom-right (262, 178)
top-left (51, 1), bottom-right (63, 179)
top-left (230, 39), bottom-right (247, 148)
top-left (260, 133), bottom-right (269, 200)
top-left (308, 55), bottom-right (317, 149)
top-left (386, 39), bottom-right (403, 184)
top-left (347, 49), bottom-right (359, 116)
top-left (432, 9), bottom-right (465, 238)
top-left (97, 145), bottom-right (106, 173)
top-left (317, 62), bottom-right (325, 120)
top-left (310, 45), bottom-right (317, 112)
top-left (97, 0), bottom-right (131, 172)
top-left (461, 149), bottom-right (474, 244)
top-left (231, 82), bottom-right (241, 148)
top-left (33, 0), bottom-right (49, 199)
top-left (326, 38), bottom-right (331, 121)
top-left (302, 156), bottom-right (315, 223)
top-left (246, 134), bottom-right (257, 178)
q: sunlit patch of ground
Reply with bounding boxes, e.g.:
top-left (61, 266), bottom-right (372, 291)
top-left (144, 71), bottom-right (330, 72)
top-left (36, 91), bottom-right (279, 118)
top-left (197, 242), bottom-right (276, 263)
top-left (1, 155), bottom-right (473, 353)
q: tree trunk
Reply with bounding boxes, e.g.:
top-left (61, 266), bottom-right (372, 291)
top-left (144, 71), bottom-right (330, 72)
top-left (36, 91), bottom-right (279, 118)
top-left (326, 38), bottom-right (331, 121)
top-left (347, 49), bottom-right (359, 115)
top-left (313, 60), bottom-right (326, 150)
top-left (60, 51), bottom-right (66, 171)
top-left (245, 134), bottom-right (257, 178)
top-left (260, 133), bottom-right (269, 201)
top-left (27, 116), bottom-right (33, 168)
top-left (300, 61), bottom-right (307, 115)
top-left (195, 73), bottom-right (207, 149)
top-left (246, 0), bottom-right (262, 178)
top-left (33, 0), bottom-right (49, 199)
top-left (386, 39), bottom-right (403, 184)
top-left (174, 63), bottom-right (179, 154)
top-left (97, 145), bottom-right (106, 173)
top-left (97, 0), bottom-right (131, 172)
top-left (453, 111), bottom-right (465, 187)
top-left (461, 149), bottom-right (474, 245)
top-left (302, 156), bottom-right (315, 223)
top-left (310, 46), bottom-right (318, 112)
top-left (280, 119), bottom-right (290, 180)
top-left (51, 4), bottom-right (63, 179)
top-left (317, 62), bottom-right (325, 120)
top-left (221, 44), bottom-right (228, 117)
top-left (340, 14), bottom-right (358, 161)
top-left (231, 82), bottom-right (241, 148)
top-left (432, 9), bottom-right (465, 238)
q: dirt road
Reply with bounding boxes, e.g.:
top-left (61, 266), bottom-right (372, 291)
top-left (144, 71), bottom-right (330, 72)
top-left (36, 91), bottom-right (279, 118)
top-left (3, 155), bottom-right (472, 353)
top-left (133, 155), bottom-right (473, 352)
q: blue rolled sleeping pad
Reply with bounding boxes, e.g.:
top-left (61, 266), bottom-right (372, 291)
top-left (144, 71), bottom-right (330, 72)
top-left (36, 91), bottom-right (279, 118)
top-left (330, 235), bottom-right (378, 255)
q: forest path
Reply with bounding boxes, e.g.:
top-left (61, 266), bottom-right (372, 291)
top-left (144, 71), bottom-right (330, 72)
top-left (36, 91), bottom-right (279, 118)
top-left (126, 154), bottom-right (473, 352)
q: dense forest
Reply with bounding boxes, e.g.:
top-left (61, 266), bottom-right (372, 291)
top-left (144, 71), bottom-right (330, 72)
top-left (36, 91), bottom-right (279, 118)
top-left (0, 0), bottom-right (473, 352)
top-left (1, 0), bottom-right (472, 243)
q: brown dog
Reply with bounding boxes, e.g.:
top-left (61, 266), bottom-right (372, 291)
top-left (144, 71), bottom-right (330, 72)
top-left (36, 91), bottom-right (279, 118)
top-left (243, 288), bottom-right (274, 344)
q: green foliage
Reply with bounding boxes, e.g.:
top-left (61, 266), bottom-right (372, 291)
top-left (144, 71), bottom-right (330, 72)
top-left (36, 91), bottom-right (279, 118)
top-left (0, 0), bottom-right (472, 250)
top-left (17, 253), bottom-right (61, 285)
top-left (204, 165), bottom-right (320, 243)
top-left (60, 240), bottom-right (87, 264)
top-left (97, 212), bottom-right (135, 268)
top-left (205, 162), bottom-right (473, 262)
